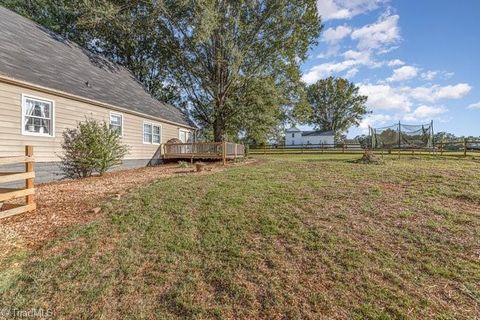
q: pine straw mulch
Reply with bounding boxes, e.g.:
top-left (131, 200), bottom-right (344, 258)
top-left (0, 159), bottom-right (257, 261)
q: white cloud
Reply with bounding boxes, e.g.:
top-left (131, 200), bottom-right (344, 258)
top-left (406, 83), bottom-right (472, 102)
top-left (403, 105), bottom-right (447, 121)
top-left (387, 65), bottom-right (418, 82)
top-left (350, 12), bottom-right (401, 51)
top-left (316, 0), bottom-right (386, 21)
top-left (302, 50), bottom-right (381, 83)
top-left (359, 113), bottom-right (392, 129)
top-left (358, 84), bottom-right (411, 112)
top-left (436, 84), bottom-right (472, 99)
top-left (420, 70), bottom-right (454, 81)
top-left (387, 59), bottom-right (404, 67)
top-left (345, 68), bottom-right (359, 78)
top-left (467, 101), bottom-right (480, 109)
top-left (420, 71), bottom-right (438, 81)
top-left (322, 25), bottom-right (352, 44)
top-left (357, 82), bottom-right (471, 114)
top-left (302, 60), bottom-right (358, 83)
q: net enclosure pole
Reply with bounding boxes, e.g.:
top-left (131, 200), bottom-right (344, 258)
top-left (398, 121), bottom-right (401, 149)
top-left (431, 120), bottom-right (434, 150)
top-left (370, 127), bottom-right (374, 150)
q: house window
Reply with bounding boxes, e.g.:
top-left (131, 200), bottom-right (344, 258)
top-left (22, 95), bottom-right (54, 136)
top-left (110, 112), bottom-right (123, 136)
top-left (153, 125), bottom-right (161, 144)
top-left (144, 122), bottom-right (161, 144)
top-left (291, 133), bottom-right (295, 138)
top-left (179, 129), bottom-right (191, 143)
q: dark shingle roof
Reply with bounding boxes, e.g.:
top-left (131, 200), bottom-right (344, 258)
top-left (285, 126), bottom-right (302, 132)
top-left (0, 6), bottom-right (192, 127)
top-left (301, 130), bottom-right (334, 137)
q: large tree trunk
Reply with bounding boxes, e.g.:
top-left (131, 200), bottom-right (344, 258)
top-left (213, 95), bottom-right (226, 142)
top-left (213, 118), bottom-right (225, 142)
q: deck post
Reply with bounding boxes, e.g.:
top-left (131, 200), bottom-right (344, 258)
top-left (25, 146), bottom-right (34, 205)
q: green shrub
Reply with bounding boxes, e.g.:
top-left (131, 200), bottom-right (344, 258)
top-left (178, 161), bottom-right (190, 168)
top-left (60, 118), bottom-right (129, 178)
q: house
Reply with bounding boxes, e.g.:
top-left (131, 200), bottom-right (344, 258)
top-left (0, 7), bottom-right (195, 183)
top-left (285, 127), bottom-right (335, 147)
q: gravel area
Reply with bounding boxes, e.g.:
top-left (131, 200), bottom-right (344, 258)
top-left (0, 160), bottom-right (254, 261)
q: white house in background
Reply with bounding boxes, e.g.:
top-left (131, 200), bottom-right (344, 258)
top-left (285, 127), bottom-right (335, 146)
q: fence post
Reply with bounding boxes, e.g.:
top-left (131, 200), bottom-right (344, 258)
top-left (223, 141), bottom-right (227, 165)
top-left (25, 146), bottom-right (34, 205)
top-left (464, 138), bottom-right (467, 157)
top-left (440, 140), bottom-right (444, 156)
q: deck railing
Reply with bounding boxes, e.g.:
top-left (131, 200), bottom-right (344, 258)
top-left (163, 141), bottom-right (245, 163)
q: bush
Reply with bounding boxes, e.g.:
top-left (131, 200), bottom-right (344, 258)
top-left (177, 161), bottom-right (190, 168)
top-left (60, 119), bottom-right (129, 178)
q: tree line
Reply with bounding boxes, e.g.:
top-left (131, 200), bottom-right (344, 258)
top-left (3, 0), bottom-right (369, 142)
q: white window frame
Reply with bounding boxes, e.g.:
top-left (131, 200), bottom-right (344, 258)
top-left (178, 129), bottom-right (191, 143)
top-left (21, 94), bottom-right (55, 137)
top-left (109, 112), bottom-right (124, 137)
top-left (143, 121), bottom-right (161, 145)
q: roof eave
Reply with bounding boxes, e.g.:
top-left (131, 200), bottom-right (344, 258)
top-left (0, 74), bottom-right (196, 130)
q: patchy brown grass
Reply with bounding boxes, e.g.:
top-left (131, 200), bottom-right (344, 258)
top-left (0, 160), bottom-right (255, 261)
top-left (0, 154), bottom-right (479, 319)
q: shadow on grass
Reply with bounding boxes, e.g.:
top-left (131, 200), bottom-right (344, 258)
top-left (300, 157), bottom-right (360, 163)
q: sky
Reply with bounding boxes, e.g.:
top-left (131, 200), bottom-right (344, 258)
top-left (301, 0), bottom-right (480, 137)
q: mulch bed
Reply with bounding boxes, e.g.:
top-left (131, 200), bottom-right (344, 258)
top-left (0, 160), bottom-right (256, 261)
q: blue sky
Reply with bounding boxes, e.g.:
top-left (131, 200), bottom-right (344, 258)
top-left (301, 0), bottom-right (480, 137)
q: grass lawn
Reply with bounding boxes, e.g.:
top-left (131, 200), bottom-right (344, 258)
top-left (1, 155), bottom-right (479, 319)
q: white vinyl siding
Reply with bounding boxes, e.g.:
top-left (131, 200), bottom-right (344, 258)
top-left (0, 81), bottom-right (192, 161)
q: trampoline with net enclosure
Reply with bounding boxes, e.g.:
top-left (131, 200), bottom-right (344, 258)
top-left (369, 121), bottom-right (434, 149)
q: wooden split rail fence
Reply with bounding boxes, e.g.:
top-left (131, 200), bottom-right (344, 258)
top-left (249, 140), bottom-right (480, 157)
top-left (0, 146), bottom-right (36, 219)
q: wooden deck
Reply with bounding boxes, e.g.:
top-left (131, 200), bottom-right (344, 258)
top-left (163, 142), bottom-right (245, 163)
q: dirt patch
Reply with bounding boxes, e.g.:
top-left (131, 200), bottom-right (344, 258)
top-left (351, 151), bottom-right (384, 164)
top-left (0, 159), bottom-right (257, 261)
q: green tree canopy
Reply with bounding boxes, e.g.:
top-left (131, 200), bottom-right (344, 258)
top-left (3, 0), bottom-right (322, 142)
top-left (297, 77), bottom-right (369, 138)
top-left (158, 0), bottom-right (321, 141)
top-left (1, 0), bottom-right (180, 103)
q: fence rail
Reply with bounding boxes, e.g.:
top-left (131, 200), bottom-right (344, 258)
top-left (163, 141), bottom-right (245, 164)
top-left (0, 146), bottom-right (36, 219)
top-left (250, 140), bottom-right (480, 156)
